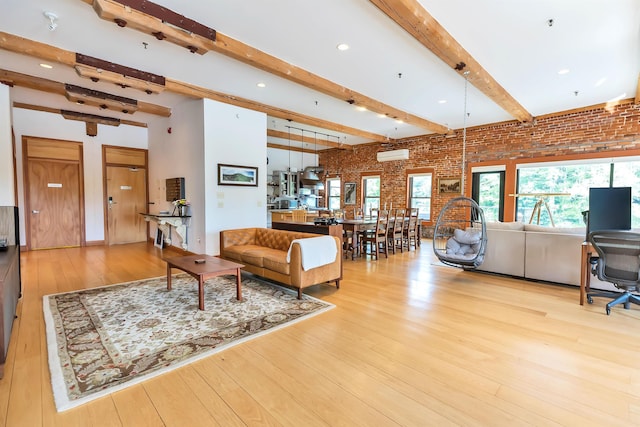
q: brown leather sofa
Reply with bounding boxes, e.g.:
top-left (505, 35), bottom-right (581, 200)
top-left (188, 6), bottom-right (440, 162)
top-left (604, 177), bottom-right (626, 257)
top-left (220, 228), bottom-right (341, 298)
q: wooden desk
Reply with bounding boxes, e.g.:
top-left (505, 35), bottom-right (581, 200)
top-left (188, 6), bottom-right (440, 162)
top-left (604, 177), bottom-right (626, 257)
top-left (580, 241), bottom-right (593, 305)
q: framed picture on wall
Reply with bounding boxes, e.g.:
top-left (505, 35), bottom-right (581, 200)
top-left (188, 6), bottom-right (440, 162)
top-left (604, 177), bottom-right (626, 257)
top-left (218, 164), bottom-right (258, 186)
top-left (344, 182), bottom-right (356, 204)
top-left (438, 177), bottom-right (461, 194)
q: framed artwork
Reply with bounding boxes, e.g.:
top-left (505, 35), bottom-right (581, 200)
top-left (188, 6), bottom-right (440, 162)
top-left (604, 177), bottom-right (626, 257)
top-left (344, 182), bottom-right (356, 205)
top-left (218, 164), bottom-right (258, 186)
top-left (154, 228), bottom-right (164, 249)
top-left (438, 177), bottom-right (461, 194)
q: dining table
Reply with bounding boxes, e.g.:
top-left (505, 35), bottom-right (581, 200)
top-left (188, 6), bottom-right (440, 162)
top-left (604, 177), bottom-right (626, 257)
top-left (338, 218), bottom-right (377, 260)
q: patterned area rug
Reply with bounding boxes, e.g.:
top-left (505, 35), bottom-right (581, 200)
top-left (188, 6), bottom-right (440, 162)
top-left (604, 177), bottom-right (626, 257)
top-left (43, 274), bottom-right (334, 412)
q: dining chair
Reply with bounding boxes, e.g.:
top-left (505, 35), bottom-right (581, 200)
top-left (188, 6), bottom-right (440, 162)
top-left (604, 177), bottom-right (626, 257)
top-left (361, 209), bottom-right (389, 259)
top-left (403, 208), bottom-right (419, 250)
top-left (389, 208), bottom-right (405, 254)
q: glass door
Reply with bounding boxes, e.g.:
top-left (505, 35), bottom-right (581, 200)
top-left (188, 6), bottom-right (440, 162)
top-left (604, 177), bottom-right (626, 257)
top-left (471, 171), bottom-right (505, 222)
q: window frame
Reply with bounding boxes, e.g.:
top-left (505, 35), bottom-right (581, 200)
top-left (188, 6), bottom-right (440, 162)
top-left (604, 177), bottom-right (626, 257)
top-left (326, 177), bottom-right (341, 210)
top-left (361, 173), bottom-right (380, 216)
top-left (406, 168), bottom-right (434, 221)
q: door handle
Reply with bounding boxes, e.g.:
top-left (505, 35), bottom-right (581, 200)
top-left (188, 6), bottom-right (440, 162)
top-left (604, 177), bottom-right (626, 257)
top-left (32, 210), bottom-right (40, 214)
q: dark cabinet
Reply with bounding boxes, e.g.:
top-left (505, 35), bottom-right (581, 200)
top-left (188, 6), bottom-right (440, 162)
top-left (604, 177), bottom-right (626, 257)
top-left (0, 246), bottom-right (19, 378)
top-left (0, 206), bottom-right (20, 379)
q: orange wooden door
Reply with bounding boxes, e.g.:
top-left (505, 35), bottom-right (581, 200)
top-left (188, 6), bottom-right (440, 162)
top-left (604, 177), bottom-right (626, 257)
top-left (27, 159), bottom-right (82, 249)
top-left (106, 166), bottom-right (147, 244)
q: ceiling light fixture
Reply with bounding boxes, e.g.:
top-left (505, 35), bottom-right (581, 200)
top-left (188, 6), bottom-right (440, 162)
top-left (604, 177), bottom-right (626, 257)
top-left (558, 69), bottom-right (570, 75)
top-left (336, 43), bottom-right (349, 51)
top-left (377, 113), bottom-right (386, 118)
top-left (356, 106), bottom-right (367, 112)
top-left (256, 82), bottom-right (266, 88)
top-left (44, 11), bottom-right (58, 31)
top-left (438, 99), bottom-right (447, 104)
top-left (39, 63), bottom-right (53, 69)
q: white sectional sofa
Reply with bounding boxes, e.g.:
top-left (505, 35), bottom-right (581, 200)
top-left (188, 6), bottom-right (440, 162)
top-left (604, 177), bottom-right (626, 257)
top-left (476, 221), bottom-right (614, 291)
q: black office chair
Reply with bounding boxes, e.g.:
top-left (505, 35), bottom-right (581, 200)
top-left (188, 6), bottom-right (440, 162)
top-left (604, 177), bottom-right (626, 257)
top-left (588, 230), bottom-right (640, 315)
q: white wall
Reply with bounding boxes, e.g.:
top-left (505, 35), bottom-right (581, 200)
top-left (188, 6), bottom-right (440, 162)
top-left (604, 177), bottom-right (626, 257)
top-left (11, 108), bottom-right (148, 244)
top-left (0, 85), bottom-right (14, 206)
top-left (147, 98), bottom-right (204, 252)
top-left (204, 100), bottom-right (267, 255)
top-left (147, 99), bottom-right (267, 255)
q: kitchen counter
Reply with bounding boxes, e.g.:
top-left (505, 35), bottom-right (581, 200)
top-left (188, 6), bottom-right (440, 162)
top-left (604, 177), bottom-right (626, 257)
top-left (270, 210), bottom-right (330, 223)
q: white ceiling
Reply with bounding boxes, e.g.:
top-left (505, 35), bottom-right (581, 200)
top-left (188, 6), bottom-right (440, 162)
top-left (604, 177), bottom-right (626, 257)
top-left (1, 0), bottom-right (639, 150)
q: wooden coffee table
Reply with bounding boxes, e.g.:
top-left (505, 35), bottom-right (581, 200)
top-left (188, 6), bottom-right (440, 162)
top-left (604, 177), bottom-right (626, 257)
top-left (164, 254), bottom-right (244, 310)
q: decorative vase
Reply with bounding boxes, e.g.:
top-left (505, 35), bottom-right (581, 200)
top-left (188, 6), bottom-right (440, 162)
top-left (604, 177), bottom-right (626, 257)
top-left (178, 205), bottom-right (187, 216)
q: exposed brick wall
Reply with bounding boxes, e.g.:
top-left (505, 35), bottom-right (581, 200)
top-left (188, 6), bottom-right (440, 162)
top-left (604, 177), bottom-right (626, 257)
top-left (319, 101), bottom-right (640, 223)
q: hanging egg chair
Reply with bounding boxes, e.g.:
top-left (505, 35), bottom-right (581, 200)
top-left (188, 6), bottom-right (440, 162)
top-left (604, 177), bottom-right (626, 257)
top-left (432, 197), bottom-right (487, 269)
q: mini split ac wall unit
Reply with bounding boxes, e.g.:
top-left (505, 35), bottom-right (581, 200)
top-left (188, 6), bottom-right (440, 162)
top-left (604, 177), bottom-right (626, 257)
top-left (376, 149), bottom-right (409, 162)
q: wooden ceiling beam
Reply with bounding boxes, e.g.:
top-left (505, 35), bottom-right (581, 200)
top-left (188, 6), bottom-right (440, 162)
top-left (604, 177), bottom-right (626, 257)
top-left (369, 0), bottom-right (534, 123)
top-left (92, 0), bottom-right (215, 55)
top-left (0, 32), bottom-right (75, 66)
top-left (165, 80), bottom-right (387, 141)
top-left (0, 31), bottom-right (384, 141)
top-left (266, 143), bottom-right (317, 154)
top-left (267, 129), bottom-right (349, 149)
top-left (0, 68), bottom-right (171, 117)
top-left (86, 0), bottom-right (449, 134)
top-left (13, 102), bottom-right (147, 127)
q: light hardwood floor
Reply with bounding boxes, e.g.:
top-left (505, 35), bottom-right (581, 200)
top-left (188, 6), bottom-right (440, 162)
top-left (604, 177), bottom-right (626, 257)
top-left (1, 242), bottom-right (640, 426)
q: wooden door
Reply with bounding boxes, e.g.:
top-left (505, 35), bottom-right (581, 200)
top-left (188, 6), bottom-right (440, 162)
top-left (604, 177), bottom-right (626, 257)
top-left (106, 166), bottom-right (147, 244)
top-left (27, 159), bottom-right (82, 249)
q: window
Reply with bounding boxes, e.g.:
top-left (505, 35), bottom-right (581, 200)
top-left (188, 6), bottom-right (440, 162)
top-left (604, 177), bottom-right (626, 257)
top-left (362, 175), bottom-right (380, 216)
top-left (408, 172), bottom-right (432, 220)
top-left (471, 169), bottom-right (505, 222)
top-left (515, 157), bottom-right (640, 227)
top-left (326, 178), bottom-right (341, 210)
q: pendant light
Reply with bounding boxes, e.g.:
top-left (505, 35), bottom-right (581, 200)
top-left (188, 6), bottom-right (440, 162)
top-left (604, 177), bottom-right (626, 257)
top-left (287, 126), bottom-right (292, 172)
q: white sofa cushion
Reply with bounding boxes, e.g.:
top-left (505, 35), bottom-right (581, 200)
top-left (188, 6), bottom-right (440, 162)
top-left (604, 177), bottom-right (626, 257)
top-left (486, 221), bottom-right (525, 231)
top-left (524, 223), bottom-right (585, 235)
top-left (524, 231), bottom-right (584, 285)
top-left (477, 228), bottom-right (525, 277)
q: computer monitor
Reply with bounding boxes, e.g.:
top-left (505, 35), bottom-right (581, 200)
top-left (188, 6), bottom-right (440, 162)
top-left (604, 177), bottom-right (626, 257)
top-left (587, 187), bottom-right (632, 238)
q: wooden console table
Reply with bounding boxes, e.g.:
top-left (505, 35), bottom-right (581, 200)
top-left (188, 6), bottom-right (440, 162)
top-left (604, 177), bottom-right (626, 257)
top-left (141, 214), bottom-right (191, 250)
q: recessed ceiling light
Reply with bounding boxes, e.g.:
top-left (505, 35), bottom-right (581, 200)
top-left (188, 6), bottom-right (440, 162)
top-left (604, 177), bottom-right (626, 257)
top-left (395, 119), bottom-right (403, 124)
top-left (39, 63), bottom-right (53, 69)
top-left (438, 99), bottom-right (447, 104)
top-left (377, 113), bottom-right (386, 118)
top-left (356, 106), bottom-right (367, 112)
top-left (336, 43), bottom-right (349, 51)
top-left (558, 69), bottom-right (570, 75)
top-left (256, 82), bottom-right (266, 88)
